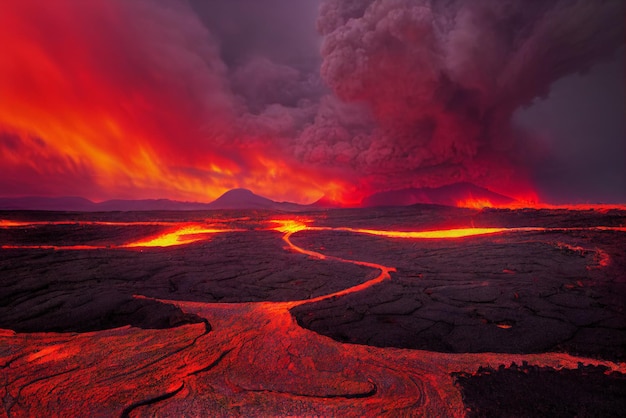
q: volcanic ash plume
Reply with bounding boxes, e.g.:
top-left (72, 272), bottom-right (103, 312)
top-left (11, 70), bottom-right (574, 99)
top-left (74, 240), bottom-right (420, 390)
top-left (301, 0), bottom-right (624, 198)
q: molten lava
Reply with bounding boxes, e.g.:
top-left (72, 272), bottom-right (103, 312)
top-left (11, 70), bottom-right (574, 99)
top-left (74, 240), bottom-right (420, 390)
top-left (0, 220), bottom-right (235, 249)
top-left (271, 219), bottom-right (508, 240)
top-left (270, 219), bottom-right (312, 234)
top-left (0, 220), bottom-right (32, 227)
top-left (1, 211), bottom-right (625, 415)
top-left (457, 198), bottom-right (496, 209)
top-left (341, 227), bottom-right (508, 239)
top-left (123, 225), bottom-right (232, 248)
top-left (457, 198), bottom-right (626, 211)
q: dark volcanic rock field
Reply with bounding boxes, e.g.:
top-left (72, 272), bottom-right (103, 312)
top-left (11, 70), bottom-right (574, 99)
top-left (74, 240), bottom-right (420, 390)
top-left (291, 227), bottom-right (626, 361)
top-left (1, 206), bottom-right (625, 416)
top-left (0, 230), bottom-right (373, 333)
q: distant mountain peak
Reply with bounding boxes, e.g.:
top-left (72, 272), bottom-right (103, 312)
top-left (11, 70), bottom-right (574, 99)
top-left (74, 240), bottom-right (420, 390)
top-left (222, 188), bottom-right (255, 196)
top-left (309, 195), bottom-right (343, 209)
top-left (206, 188), bottom-right (306, 211)
top-left (208, 189), bottom-right (272, 208)
top-left (361, 182), bottom-right (514, 208)
top-left (0, 183), bottom-right (516, 212)
top-left (0, 189), bottom-right (306, 212)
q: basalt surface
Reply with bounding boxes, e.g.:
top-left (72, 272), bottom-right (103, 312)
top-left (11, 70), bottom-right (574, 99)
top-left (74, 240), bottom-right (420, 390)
top-left (291, 228), bottom-right (626, 361)
top-left (1, 207), bottom-right (625, 416)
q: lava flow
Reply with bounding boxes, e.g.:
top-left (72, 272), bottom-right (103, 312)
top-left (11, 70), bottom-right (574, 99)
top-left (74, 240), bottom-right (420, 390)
top-left (270, 219), bottom-right (395, 307)
top-left (268, 220), bottom-right (523, 308)
top-left (0, 220), bottom-right (236, 250)
top-left (123, 225), bottom-right (235, 248)
top-left (457, 197), bottom-right (626, 211)
top-left (1, 212), bottom-right (625, 416)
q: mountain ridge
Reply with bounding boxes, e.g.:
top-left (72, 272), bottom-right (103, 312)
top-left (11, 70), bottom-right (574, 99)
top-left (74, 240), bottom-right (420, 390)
top-left (0, 183), bottom-right (516, 212)
top-left (362, 182), bottom-right (514, 208)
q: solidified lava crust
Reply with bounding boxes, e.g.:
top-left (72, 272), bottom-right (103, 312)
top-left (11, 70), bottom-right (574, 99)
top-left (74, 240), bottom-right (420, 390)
top-left (452, 363), bottom-right (626, 417)
top-left (291, 227), bottom-right (626, 362)
top-left (0, 230), bottom-right (372, 333)
top-left (1, 207), bottom-right (625, 416)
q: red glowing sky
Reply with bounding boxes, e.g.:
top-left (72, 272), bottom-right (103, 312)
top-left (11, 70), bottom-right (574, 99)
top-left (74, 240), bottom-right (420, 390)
top-left (0, 0), bottom-right (623, 205)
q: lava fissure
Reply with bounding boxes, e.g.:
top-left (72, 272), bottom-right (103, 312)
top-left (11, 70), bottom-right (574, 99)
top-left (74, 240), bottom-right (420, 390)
top-left (1, 210), bottom-right (625, 415)
top-left (242, 380), bottom-right (378, 400)
top-left (98, 319), bottom-right (210, 384)
top-left (272, 220), bottom-right (397, 307)
top-left (0, 353), bottom-right (27, 370)
top-left (7, 366), bottom-right (80, 416)
top-left (119, 381), bottom-right (185, 418)
top-left (188, 348), bottom-right (233, 376)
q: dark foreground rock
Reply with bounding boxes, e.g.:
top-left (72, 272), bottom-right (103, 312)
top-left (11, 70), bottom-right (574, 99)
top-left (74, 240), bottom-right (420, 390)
top-left (0, 229), bottom-right (372, 332)
top-left (291, 228), bottom-right (626, 361)
top-left (0, 207), bottom-right (625, 416)
top-left (453, 363), bottom-right (626, 417)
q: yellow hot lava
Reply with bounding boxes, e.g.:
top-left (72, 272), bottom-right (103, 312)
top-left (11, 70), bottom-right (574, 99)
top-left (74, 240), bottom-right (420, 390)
top-left (271, 219), bottom-right (507, 240)
top-left (270, 219), bottom-right (311, 234)
top-left (456, 198), bottom-right (496, 209)
top-left (123, 225), bottom-right (230, 248)
top-left (344, 227), bottom-right (507, 239)
top-left (0, 220), bottom-right (32, 227)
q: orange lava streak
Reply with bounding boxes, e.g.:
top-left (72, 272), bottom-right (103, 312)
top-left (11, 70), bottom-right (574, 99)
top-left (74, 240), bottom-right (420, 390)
top-left (267, 219), bottom-right (626, 307)
top-left (456, 198), bottom-right (497, 209)
top-left (301, 266), bottom-right (394, 307)
top-left (123, 225), bottom-right (234, 248)
top-left (597, 226), bottom-right (626, 232)
top-left (271, 219), bottom-right (510, 240)
top-left (270, 219), bottom-right (312, 235)
top-left (342, 227), bottom-right (508, 239)
top-left (271, 219), bottom-right (324, 260)
top-left (457, 198), bottom-right (626, 211)
top-left (26, 344), bottom-right (79, 364)
top-left (271, 219), bottom-right (396, 307)
top-left (0, 220), bottom-right (32, 227)
top-left (0, 220), bottom-right (235, 249)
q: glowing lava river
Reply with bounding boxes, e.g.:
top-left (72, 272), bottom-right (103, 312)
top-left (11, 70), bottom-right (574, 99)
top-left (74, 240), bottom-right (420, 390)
top-left (1, 207), bottom-right (625, 416)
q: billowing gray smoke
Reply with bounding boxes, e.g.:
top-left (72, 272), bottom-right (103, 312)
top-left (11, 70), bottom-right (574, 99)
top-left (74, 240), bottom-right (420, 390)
top-left (293, 0), bottom-right (624, 195)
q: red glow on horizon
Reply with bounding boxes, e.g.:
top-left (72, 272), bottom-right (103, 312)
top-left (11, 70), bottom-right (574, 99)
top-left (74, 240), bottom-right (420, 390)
top-left (456, 198), bottom-right (497, 209)
top-left (456, 197), bottom-right (542, 210)
top-left (457, 197), bottom-right (626, 211)
top-left (0, 1), bottom-right (347, 205)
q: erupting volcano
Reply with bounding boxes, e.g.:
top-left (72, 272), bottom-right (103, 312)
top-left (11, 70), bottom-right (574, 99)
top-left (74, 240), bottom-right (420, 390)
top-left (1, 0), bottom-right (625, 416)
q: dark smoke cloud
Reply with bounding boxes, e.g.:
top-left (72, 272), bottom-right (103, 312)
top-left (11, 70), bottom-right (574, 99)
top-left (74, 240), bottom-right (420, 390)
top-left (299, 0), bottom-right (624, 198)
top-left (190, 0), bottom-right (322, 69)
top-left (189, 0), bottom-right (327, 153)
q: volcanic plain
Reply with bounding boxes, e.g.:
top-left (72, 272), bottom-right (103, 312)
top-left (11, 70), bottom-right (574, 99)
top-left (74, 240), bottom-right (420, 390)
top-left (1, 206), bottom-right (625, 416)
